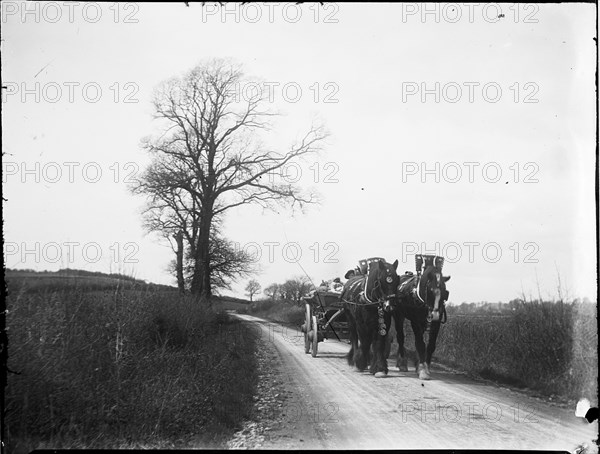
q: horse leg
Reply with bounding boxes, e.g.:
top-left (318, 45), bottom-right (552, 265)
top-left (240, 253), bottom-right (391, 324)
top-left (367, 308), bottom-right (379, 374)
top-left (426, 320), bottom-right (441, 368)
top-left (383, 310), bottom-right (393, 359)
top-left (364, 309), bottom-right (379, 372)
top-left (411, 319), bottom-right (430, 380)
top-left (369, 335), bottom-right (376, 374)
top-left (364, 332), bottom-right (375, 374)
top-left (395, 311), bottom-right (408, 371)
top-left (351, 307), bottom-right (363, 367)
top-left (356, 334), bottom-right (369, 371)
top-left (372, 310), bottom-right (392, 377)
top-left (366, 307), bottom-right (385, 375)
top-left (345, 307), bottom-right (358, 366)
top-left (355, 309), bottom-right (370, 371)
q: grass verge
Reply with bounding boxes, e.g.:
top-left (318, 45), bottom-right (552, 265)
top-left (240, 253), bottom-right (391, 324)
top-left (5, 276), bottom-right (258, 452)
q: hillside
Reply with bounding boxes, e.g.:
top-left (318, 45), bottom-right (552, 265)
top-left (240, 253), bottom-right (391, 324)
top-left (4, 268), bottom-right (179, 293)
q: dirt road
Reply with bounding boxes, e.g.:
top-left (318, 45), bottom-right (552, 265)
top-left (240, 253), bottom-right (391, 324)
top-left (228, 313), bottom-right (597, 451)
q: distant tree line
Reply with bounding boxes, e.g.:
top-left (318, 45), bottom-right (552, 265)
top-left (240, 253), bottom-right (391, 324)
top-left (261, 276), bottom-right (314, 305)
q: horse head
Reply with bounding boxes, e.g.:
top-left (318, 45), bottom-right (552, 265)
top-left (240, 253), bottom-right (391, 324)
top-left (364, 258), bottom-right (399, 312)
top-left (418, 265), bottom-right (451, 322)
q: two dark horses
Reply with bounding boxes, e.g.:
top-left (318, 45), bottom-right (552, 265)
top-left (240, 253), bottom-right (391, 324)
top-left (342, 256), bottom-right (450, 380)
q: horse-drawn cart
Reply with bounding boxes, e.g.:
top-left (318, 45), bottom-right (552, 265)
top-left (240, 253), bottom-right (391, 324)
top-left (300, 291), bottom-right (348, 357)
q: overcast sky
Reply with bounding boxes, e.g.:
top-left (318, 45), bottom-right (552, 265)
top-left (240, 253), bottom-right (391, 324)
top-left (2, 2), bottom-right (597, 303)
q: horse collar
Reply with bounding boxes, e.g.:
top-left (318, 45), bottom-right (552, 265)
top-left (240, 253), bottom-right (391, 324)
top-left (362, 274), bottom-right (374, 303)
top-left (364, 264), bottom-right (378, 303)
top-left (414, 275), bottom-right (425, 303)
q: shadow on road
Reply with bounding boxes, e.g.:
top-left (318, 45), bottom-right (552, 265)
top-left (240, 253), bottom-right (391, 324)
top-left (311, 353), bottom-right (347, 359)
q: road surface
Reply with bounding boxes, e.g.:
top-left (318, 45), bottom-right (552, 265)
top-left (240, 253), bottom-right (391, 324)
top-left (229, 313), bottom-right (598, 451)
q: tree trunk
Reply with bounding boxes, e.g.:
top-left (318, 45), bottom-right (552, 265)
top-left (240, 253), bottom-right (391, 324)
top-left (191, 208), bottom-right (213, 303)
top-left (175, 230), bottom-right (185, 295)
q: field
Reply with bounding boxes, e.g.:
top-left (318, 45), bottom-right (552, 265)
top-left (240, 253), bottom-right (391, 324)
top-left (435, 301), bottom-right (598, 400)
top-left (3, 270), bottom-right (258, 452)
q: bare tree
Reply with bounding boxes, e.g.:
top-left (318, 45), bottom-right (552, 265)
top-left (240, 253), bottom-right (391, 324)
top-left (245, 280), bottom-right (261, 302)
top-left (136, 59), bottom-right (328, 302)
top-left (136, 178), bottom-right (255, 294)
top-left (204, 233), bottom-right (256, 292)
top-left (133, 173), bottom-right (199, 293)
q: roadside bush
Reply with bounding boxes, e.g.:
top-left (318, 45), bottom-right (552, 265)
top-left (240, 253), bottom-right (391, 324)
top-left (5, 283), bottom-right (258, 452)
top-left (247, 299), bottom-right (305, 326)
top-left (249, 299), bottom-right (278, 313)
top-left (433, 300), bottom-right (597, 400)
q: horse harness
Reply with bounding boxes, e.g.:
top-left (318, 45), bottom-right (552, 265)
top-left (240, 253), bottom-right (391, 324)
top-left (398, 271), bottom-right (448, 324)
top-left (341, 267), bottom-right (393, 336)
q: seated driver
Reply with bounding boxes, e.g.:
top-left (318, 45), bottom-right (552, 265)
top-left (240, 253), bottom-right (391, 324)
top-left (331, 277), bottom-right (343, 293)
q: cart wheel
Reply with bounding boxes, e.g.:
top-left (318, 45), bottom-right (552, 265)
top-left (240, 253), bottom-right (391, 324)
top-left (311, 315), bottom-right (319, 357)
top-left (304, 304), bottom-right (311, 354)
